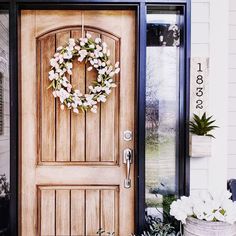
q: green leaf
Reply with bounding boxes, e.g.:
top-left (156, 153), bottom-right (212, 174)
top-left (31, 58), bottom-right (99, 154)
top-left (189, 113), bottom-right (219, 136)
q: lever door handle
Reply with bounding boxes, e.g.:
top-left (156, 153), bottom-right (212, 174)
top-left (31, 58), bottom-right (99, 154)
top-left (123, 148), bottom-right (132, 189)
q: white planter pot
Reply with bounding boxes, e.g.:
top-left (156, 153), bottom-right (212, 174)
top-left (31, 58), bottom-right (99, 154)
top-left (189, 135), bottom-right (212, 157)
top-left (184, 217), bottom-right (236, 236)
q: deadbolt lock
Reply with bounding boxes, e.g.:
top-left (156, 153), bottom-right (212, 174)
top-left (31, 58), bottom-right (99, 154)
top-left (123, 130), bottom-right (132, 141)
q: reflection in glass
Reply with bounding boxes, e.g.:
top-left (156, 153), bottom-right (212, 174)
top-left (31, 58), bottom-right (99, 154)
top-left (145, 7), bottom-right (180, 221)
top-left (0, 11), bottom-right (10, 234)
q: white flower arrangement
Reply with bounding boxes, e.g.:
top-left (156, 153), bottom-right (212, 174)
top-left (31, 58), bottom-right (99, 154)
top-left (48, 33), bottom-right (120, 114)
top-left (170, 190), bottom-right (236, 224)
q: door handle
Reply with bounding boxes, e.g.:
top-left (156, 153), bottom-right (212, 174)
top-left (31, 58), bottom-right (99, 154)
top-left (123, 148), bottom-right (132, 189)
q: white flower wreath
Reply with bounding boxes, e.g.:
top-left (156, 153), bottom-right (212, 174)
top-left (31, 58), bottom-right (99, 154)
top-left (48, 33), bottom-right (120, 114)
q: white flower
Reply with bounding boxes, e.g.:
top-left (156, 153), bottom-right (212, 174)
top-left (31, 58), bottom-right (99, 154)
top-left (170, 190), bottom-right (236, 225)
top-left (80, 41), bottom-right (85, 46)
top-left (110, 83), bottom-right (116, 88)
top-left (79, 49), bottom-right (88, 58)
top-left (49, 70), bottom-right (58, 81)
top-left (60, 104), bottom-right (65, 110)
top-left (58, 88), bottom-right (70, 103)
top-left (74, 89), bottom-right (82, 97)
top-left (214, 210), bottom-right (225, 222)
top-left (89, 44), bottom-right (95, 49)
top-left (86, 33), bottom-right (92, 39)
top-left (52, 91), bottom-right (57, 97)
top-left (96, 45), bottom-right (102, 51)
top-left (57, 46), bottom-right (63, 51)
top-left (114, 68), bottom-right (120, 74)
top-left (87, 66), bottom-right (93, 72)
top-left (109, 71), bottom-right (115, 77)
top-left (115, 61), bottom-right (120, 68)
top-left (106, 66), bottom-right (113, 74)
top-left (95, 38), bottom-right (101, 44)
top-left (78, 57), bottom-right (84, 62)
top-left (69, 38), bottom-right (75, 45)
top-left (67, 84), bottom-right (72, 92)
top-left (97, 95), bottom-right (106, 103)
top-left (75, 45), bottom-right (81, 51)
top-left (90, 52), bottom-right (95, 58)
top-left (91, 105), bottom-right (98, 113)
top-left (50, 58), bottom-right (58, 67)
top-left (102, 42), bottom-right (107, 48)
top-left (98, 68), bottom-right (106, 75)
top-left (63, 52), bottom-right (72, 59)
top-left (73, 108), bottom-right (79, 114)
top-left (95, 86), bottom-right (102, 92)
top-left (104, 87), bottom-right (111, 95)
top-left (102, 47), bottom-right (107, 54)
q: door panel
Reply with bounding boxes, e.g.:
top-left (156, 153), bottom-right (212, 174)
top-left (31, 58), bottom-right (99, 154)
top-left (37, 27), bottom-right (120, 164)
top-left (38, 186), bottom-right (119, 235)
top-left (21, 10), bottom-right (135, 236)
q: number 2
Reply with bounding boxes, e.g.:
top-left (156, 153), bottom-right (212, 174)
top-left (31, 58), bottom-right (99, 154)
top-left (196, 99), bottom-right (203, 109)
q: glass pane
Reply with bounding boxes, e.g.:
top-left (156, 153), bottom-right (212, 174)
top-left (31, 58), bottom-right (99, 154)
top-left (0, 10), bottom-right (10, 234)
top-left (145, 7), bottom-right (181, 221)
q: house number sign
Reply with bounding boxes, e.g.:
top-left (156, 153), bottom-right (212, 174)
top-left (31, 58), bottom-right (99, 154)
top-left (190, 57), bottom-right (209, 116)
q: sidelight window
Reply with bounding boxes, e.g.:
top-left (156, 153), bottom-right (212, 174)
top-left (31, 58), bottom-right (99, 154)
top-left (145, 6), bottom-right (182, 221)
top-left (0, 10), bottom-right (10, 235)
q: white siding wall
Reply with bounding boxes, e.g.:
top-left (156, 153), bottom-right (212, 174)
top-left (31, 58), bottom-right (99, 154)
top-left (228, 0), bottom-right (236, 180)
top-left (190, 0), bottom-right (229, 193)
top-left (190, 0), bottom-right (210, 193)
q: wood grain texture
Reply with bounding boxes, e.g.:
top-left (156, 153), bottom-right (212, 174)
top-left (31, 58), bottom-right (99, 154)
top-left (40, 35), bottom-right (56, 162)
top-left (55, 31), bottom-right (71, 162)
top-left (86, 189), bottom-right (100, 235)
top-left (71, 29), bottom-right (86, 162)
top-left (38, 186), bottom-right (118, 236)
top-left (101, 190), bottom-right (116, 234)
top-left (85, 31), bottom-right (101, 162)
top-left (55, 190), bottom-right (70, 235)
top-left (100, 35), bottom-right (119, 163)
top-left (21, 10), bottom-right (135, 236)
top-left (40, 189), bottom-right (56, 236)
top-left (71, 189), bottom-right (85, 235)
top-left (37, 27), bottom-right (120, 165)
top-left (21, 10), bottom-right (38, 236)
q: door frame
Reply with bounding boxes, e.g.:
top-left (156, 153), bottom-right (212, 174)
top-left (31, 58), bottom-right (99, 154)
top-left (4, 0), bottom-right (191, 235)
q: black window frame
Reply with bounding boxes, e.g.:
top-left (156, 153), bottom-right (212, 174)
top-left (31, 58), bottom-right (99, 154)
top-left (0, 0), bottom-right (191, 235)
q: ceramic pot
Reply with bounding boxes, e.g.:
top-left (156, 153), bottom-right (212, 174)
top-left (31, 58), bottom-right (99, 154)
top-left (189, 135), bottom-right (212, 157)
top-left (184, 217), bottom-right (236, 236)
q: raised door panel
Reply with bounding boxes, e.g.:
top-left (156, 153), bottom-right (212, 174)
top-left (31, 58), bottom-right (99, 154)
top-left (37, 27), bottom-right (120, 165)
top-left (38, 186), bottom-right (119, 236)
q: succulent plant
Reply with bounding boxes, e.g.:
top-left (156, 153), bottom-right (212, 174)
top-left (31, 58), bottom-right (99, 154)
top-left (189, 112), bottom-right (219, 138)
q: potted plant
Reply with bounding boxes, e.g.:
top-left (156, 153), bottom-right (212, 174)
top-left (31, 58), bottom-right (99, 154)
top-left (170, 190), bottom-right (236, 236)
top-left (189, 113), bottom-right (218, 157)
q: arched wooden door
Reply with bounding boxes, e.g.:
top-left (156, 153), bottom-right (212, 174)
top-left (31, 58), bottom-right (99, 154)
top-left (20, 10), bottom-right (135, 236)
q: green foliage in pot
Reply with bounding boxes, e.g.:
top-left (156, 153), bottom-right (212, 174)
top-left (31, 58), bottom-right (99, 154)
top-left (140, 214), bottom-right (180, 236)
top-left (97, 214), bottom-right (181, 236)
top-left (189, 112), bottom-right (219, 138)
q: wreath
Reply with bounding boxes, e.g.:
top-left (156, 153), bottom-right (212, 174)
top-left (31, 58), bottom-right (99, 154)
top-left (48, 33), bottom-right (120, 114)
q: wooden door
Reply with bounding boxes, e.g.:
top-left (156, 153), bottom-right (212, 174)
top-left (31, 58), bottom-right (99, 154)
top-left (20, 10), bottom-right (135, 236)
